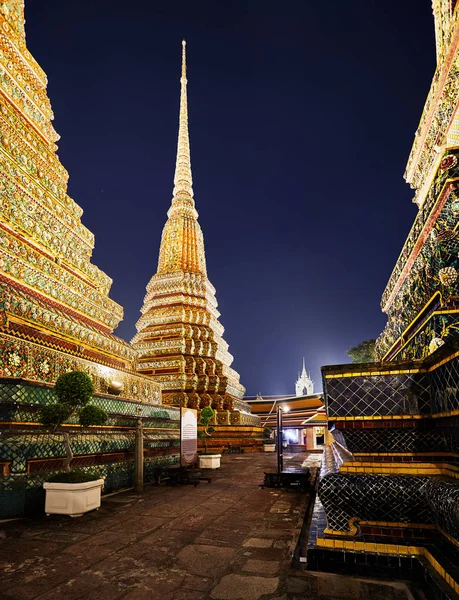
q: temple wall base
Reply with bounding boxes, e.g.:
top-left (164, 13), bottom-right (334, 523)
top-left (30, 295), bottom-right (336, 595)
top-left (198, 424), bottom-right (264, 454)
top-left (0, 378), bottom-right (180, 518)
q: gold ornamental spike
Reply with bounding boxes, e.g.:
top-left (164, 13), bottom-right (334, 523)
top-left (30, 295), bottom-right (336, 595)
top-left (156, 41), bottom-right (205, 276)
top-left (172, 39), bottom-right (194, 201)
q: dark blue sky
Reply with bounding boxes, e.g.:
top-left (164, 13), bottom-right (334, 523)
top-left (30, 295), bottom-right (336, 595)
top-left (25, 0), bottom-right (435, 395)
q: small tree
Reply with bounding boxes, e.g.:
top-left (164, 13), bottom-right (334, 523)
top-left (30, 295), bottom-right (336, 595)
top-left (346, 339), bottom-right (376, 363)
top-left (263, 426), bottom-right (272, 441)
top-left (198, 406), bottom-right (216, 455)
top-left (40, 371), bottom-right (108, 473)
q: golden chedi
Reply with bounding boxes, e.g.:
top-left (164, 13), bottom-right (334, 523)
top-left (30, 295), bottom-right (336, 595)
top-left (132, 41), bottom-right (248, 411)
top-left (0, 0), bottom-right (161, 401)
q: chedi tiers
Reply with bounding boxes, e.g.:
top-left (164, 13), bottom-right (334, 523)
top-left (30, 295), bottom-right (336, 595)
top-left (0, 0), bottom-right (160, 399)
top-left (132, 42), bottom-right (251, 417)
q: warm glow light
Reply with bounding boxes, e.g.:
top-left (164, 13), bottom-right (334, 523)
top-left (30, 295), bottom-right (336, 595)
top-left (285, 429), bottom-right (297, 442)
top-left (99, 365), bottom-right (112, 378)
top-left (110, 380), bottom-right (123, 391)
top-left (283, 406), bottom-right (290, 413)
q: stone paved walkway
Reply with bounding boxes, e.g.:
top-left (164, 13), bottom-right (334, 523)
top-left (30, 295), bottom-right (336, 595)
top-left (0, 453), bottom-right (413, 600)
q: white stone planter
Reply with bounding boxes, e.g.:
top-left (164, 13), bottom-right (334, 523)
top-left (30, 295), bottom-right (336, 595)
top-left (199, 454), bottom-right (221, 469)
top-left (43, 479), bottom-right (104, 517)
top-left (263, 443), bottom-right (276, 452)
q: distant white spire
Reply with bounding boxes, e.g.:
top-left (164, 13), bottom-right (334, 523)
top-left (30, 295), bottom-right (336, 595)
top-left (295, 358), bottom-right (314, 396)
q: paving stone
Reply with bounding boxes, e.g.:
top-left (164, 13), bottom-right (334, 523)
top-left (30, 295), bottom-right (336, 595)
top-left (137, 567), bottom-right (186, 594)
top-left (270, 502), bottom-right (292, 514)
top-left (0, 453), bottom-right (411, 600)
top-left (35, 572), bottom-right (120, 600)
top-left (176, 544), bottom-right (234, 577)
top-left (194, 526), bottom-right (249, 548)
top-left (0, 539), bottom-right (66, 556)
top-left (210, 574), bottom-right (279, 600)
top-left (108, 516), bottom-right (170, 535)
top-left (173, 590), bottom-right (205, 600)
top-left (316, 572), bottom-right (361, 599)
top-left (26, 530), bottom-right (90, 543)
top-left (242, 559), bottom-right (280, 575)
top-left (252, 529), bottom-right (292, 539)
top-left (123, 587), bottom-right (174, 599)
top-left (360, 581), bottom-right (414, 600)
top-left (142, 502), bottom-right (195, 519)
top-left (62, 543), bottom-right (116, 562)
top-left (243, 538), bottom-right (273, 548)
top-left (76, 582), bottom-right (126, 599)
top-left (240, 547), bottom-right (285, 561)
top-left (286, 575), bottom-right (317, 595)
top-left (182, 574), bottom-right (212, 591)
top-left (140, 527), bottom-right (196, 550)
top-left (84, 530), bottom-right (139, 547)
top-left (164, 510), bottom-right (221, 532)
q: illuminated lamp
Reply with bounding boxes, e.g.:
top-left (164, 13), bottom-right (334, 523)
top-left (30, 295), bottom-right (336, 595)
top-left (108, 380), bottom-right (124, 395)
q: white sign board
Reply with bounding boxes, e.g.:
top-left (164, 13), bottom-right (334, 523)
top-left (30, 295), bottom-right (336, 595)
top-left (181, 407), bottom-right (198, 466)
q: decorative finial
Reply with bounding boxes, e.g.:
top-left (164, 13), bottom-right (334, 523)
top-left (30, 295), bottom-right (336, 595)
top-left (168, 39), bottom-right (193, 204)
top-left (181, 39), bottom-right (187, 81)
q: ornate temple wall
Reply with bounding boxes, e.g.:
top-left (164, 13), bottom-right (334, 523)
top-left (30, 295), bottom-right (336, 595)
top-left (376, 149), bottom-right (459, 361)
top-left (307, 4), bottom-right (459, 596)
top-left (376, 1), bottom-right (459, 361)
top-left (309, 344), bottom-right (459, 594)
top-left (0, 379), bottom-right (180, 518)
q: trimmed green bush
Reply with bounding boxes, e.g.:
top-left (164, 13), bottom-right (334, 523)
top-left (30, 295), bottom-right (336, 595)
top-left (39, 371), bottom-right (108, 475)
top-left (46, 470), bottom-right (102, 484)
top-left (40, 404), bottom-right (71, 427)
top-left (79, 404), bottom-right (108, 427)
top-left (55, 371), bottom-right (95, 408)
top-left (198, 406), bottom-right (216, 455)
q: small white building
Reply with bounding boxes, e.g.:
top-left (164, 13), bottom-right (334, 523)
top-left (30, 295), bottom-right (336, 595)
top-left (295, 358), bottom-right (314, 397)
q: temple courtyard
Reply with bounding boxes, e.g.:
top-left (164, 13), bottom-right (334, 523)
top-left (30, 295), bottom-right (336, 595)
top-left (0, 453), bottom-right (412, 600)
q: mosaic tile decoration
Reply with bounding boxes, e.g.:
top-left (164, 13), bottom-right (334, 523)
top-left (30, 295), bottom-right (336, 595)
top-left (426, 479), bottom-right (459, 543)
top-left (326, 372), bottom-right (431, 418)
top-left (307, 497), bottom-right (459, 600)
top-left (0, 332), bottom-right (162, 403)
top-left (339, 427), bottom-right (459, 454)
top-left (431, 353), bottom-right (459, 414)
top-left (1, 429), bottom-right (179, 474)
top-left (324, 347), bottom-right (459, 420)
top-left (318, 473), bottom-right (435, 532)
top-left (377, 147), bottom-right (459, 360)
top-left (0, 381), bottom-right (179, 425)
top-left (398, 311), bottom-right (459, 362)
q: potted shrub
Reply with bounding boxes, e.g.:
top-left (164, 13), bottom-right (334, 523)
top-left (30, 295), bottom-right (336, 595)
top-left (40, 371), bottom-right (108, 517)
top-left (263, 427), bottom-right (275, 452)
top-left (198, 406), bottom-right (221, 469)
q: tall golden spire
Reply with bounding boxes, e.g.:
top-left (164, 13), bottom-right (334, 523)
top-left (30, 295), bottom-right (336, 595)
top-left (171, 40), bottom-right (194, 206)
top-left (157, 41), bottom-right (206, 275)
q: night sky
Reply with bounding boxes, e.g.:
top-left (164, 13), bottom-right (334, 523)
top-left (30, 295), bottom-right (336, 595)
top-left (24, 1), bottom-right (436, 396)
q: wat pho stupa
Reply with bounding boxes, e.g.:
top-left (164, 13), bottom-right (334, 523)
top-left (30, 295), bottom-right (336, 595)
top-left (132, 41), bottom-right (251, 416)
top-left (0, 0), bottom-right (160, 396)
